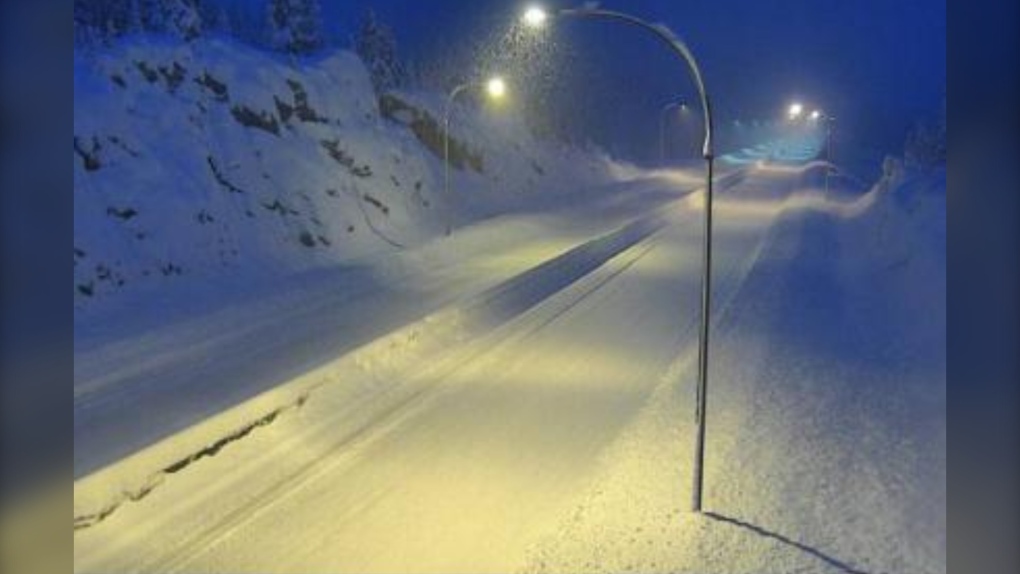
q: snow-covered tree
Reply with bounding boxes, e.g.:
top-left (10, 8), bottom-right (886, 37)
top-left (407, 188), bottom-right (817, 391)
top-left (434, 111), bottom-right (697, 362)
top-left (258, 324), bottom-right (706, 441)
top-left (74, 0), bottom-right (205, 42)
top-left (75, 0), bottom-right (131, 43)
top-left (936, 93), bottom-right (946, 161)
top-left (74, 1), bottom-right (102, 48)
top-left (904, 93), bottom-right (946, 168)
top-left (905, 123), bottom-right (945, 168)
top-left (222, 1), bottom-right (263, 45)
top-left (267, 0), bottom-right (324, 55)
top-left (142, 0), bottom-right (203, 41)
top-left (127, 0), bottom-right (144, 35)
top-left (210, 5), bottom-right (232, 35)
top-left (353, 10), bottom-right (406, 94)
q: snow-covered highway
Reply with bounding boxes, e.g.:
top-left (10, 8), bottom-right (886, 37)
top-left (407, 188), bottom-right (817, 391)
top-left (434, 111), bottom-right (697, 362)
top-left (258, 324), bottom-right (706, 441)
top-left (73, 163), bottom-right (782, 568)
top-left (73, 160), bottom-right (945, 574)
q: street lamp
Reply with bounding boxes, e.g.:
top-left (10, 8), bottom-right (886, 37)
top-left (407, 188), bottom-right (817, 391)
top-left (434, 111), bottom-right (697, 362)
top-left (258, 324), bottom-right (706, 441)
top-left (523, 5), bottom-right (549, 28)
top-left (523, 5), bottom-right (717, 514)
top-left (659, 101), bottom-right (689, 163)
top-left (814, 111), bottom-right (836, 194)
top-left (788, 102), bottom-right (804, 120)
top-left (486, 76), bottom-right (507, 99)
top-left (443, 75), bottom-right (507, 234)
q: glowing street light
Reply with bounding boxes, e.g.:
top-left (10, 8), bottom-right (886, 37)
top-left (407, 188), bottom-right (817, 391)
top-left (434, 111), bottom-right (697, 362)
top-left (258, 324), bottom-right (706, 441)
top-left (810, 109), bottom-right (822, 121)
top-left (443, 75), bottom-right (508, 234)
top-left (522, 5), bottom-right (717, 514)
top-left (522, 5), bottom-right (549, 28)
top-left (486, 76), bottom-right (507, 99)
top-left (788, 102), bottom-right (804, 120)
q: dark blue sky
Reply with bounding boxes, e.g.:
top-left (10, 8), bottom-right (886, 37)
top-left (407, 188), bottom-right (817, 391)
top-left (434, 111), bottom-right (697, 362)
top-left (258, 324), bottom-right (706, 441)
top-left (240, 1), bottom-right (946, 164)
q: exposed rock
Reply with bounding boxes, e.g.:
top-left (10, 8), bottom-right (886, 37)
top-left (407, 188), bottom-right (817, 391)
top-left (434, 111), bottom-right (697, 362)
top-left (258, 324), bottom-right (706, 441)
top-left (230, 105), bottom-right (280, 136)
top-left (379, 93), bottom-right (483, 173)
top-left (195, 71), bottom-right (229, 101)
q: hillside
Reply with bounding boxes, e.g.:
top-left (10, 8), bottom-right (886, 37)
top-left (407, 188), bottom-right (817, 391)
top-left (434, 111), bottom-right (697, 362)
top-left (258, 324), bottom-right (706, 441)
top-left (73, 38), bottom-right (616, 324)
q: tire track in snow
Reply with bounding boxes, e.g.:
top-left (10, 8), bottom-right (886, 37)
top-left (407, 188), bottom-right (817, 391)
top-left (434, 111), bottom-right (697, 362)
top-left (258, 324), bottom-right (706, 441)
top-left (143, 233), bottom-right (667, 574)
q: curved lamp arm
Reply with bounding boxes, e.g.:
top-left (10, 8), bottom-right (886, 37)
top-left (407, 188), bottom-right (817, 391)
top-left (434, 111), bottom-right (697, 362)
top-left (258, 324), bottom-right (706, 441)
top-left (661, 101), bottom-right (684, 120)
top-left (442, 80), bottom-right (491, 234)
top-left (557, 7), bottom-right (714, 160)
top-left (441, 82), bottom-right (475, 235)
top-left (444, 82), bottom-right (476, 132)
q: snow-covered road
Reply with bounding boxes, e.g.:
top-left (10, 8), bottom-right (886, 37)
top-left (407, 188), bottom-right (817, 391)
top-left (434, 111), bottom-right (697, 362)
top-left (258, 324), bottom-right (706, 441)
top-left (73, 162), bottom-right (944, 573)
top-left (73, 170), bottom-right (706, 479)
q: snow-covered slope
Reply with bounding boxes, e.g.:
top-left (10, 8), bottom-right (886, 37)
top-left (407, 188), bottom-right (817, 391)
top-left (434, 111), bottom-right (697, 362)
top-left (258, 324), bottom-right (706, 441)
top-left (73, 38), bottom-right (615, 323)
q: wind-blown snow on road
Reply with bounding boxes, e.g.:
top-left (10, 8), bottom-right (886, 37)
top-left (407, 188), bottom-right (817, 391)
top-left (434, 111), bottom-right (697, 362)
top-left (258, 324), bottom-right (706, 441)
top-left (73, 160), bottom-right (944, 573)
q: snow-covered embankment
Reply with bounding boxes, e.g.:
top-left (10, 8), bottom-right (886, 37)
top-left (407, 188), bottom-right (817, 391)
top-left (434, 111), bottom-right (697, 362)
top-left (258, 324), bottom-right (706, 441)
top-left (74, 38), bottom-right (615, 326)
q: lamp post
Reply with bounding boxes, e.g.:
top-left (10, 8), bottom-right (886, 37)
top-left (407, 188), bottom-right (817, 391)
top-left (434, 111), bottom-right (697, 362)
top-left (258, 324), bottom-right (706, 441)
top-left (523, 5), bottom-right (716, 513)
top-left (808, 109), bottom-right (835, 194)
top-left (443, 76), bottom-right (506, 234)
top-left (659, 101), bottom-right (689, 163)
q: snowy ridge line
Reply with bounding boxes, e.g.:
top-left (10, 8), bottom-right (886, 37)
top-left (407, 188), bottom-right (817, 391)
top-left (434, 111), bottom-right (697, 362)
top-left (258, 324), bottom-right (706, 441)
top-left (72, 202), bottom-right (677, 531)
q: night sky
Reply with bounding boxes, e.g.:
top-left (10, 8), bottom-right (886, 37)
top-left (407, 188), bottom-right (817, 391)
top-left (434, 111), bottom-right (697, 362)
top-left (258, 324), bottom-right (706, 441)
top-left (240, 0), bottom-right (947, 166)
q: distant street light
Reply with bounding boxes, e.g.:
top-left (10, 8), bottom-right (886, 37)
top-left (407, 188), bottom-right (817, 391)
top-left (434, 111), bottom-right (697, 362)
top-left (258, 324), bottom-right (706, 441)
top-left (443, 76), bottom-right (507, 234)
top-left (790, 104), bottom-right (836, 192)
top-left (788, 102), bottom-right (804, 120)
top-left (523, 5), bottom-right (717, 514)
top-left (659, 101), bottom-right (690, 163)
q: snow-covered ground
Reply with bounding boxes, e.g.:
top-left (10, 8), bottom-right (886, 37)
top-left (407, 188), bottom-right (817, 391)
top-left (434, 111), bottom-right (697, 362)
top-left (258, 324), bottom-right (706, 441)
top-left (74, 34), bottom-right (943, 574)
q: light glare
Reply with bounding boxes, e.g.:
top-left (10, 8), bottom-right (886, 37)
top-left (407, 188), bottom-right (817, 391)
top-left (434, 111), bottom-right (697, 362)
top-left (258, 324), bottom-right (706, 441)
top-left (788, 103), bottom-right (804, 119)
top-left (810, 110), bottom-right (822, 120)
top-left (523, 6), bottom-right (548, 27)
top-left (486, 77), bottom-right (507, 99)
